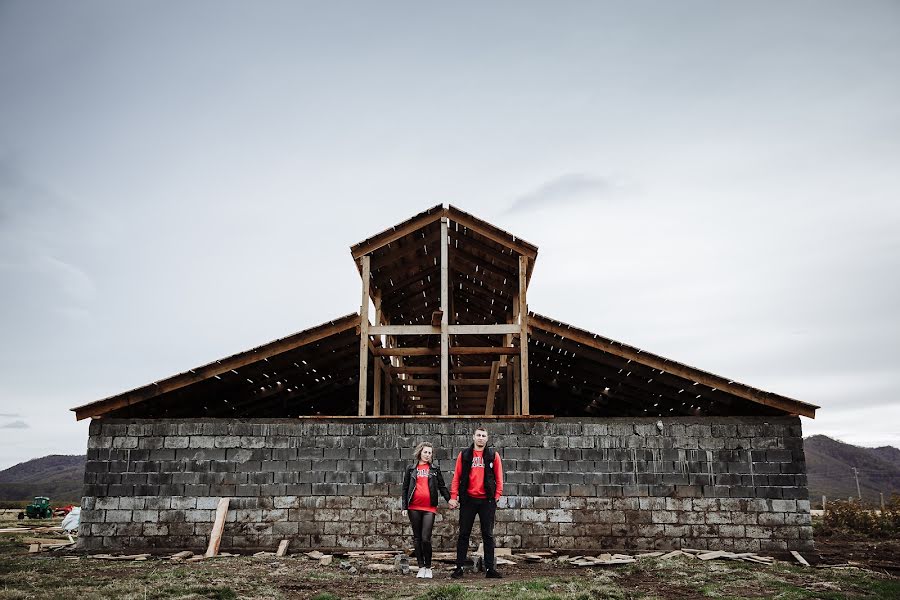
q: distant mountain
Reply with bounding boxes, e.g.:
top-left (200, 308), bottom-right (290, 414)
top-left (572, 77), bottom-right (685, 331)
top-left (805, 435), bottom-right (900, 507)
top-left (0, 455), bottom-right (85, 504)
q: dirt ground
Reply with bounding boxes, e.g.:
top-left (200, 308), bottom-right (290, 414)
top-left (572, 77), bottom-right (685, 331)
top-left (814, 531), bottom-right (900, 575)
top-left (1, 516), bottom-right (898, 599)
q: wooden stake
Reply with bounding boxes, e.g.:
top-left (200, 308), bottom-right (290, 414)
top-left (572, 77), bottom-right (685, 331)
top-left (440, 217), bottom-right (449, 416)
top-left (358, 255), bottom-right (370, 416)
top-left (205, 498), bottom-right (229, 557)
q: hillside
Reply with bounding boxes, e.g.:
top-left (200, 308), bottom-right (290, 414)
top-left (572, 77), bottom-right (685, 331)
top-left (0, 455), bottom-right (85, 504)
top-left (804, 435), bottom-right (900, 507)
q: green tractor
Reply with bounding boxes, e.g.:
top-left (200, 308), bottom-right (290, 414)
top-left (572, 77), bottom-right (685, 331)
top-left (17, 497), bottom-right (53, 520)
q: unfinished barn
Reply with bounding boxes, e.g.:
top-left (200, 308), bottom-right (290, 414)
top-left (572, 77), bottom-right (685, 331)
top-left (73, 205), bottom-right (818, 554)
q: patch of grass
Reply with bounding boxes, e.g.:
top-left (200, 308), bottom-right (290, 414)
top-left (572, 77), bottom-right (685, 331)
top-left (311, 593), bottom-right (341, 600)
top-left (416, 584), bottom-right (466, 600)
top-left (185, 586), bottom-right (239, 600)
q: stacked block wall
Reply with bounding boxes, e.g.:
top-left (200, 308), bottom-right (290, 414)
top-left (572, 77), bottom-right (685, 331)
top-left (78, 417), bottom-right (812, 553)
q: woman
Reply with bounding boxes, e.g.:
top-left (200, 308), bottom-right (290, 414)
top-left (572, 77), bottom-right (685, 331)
top-left (401, 441), bottom-right (450, 578)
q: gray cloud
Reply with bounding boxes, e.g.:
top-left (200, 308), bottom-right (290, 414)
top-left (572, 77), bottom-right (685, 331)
top-left (0, 413), bottom-right (21, 418)
top-left (1, 420), bottom-right (29, 429)
top-left (508, 173), bottom-right (615, 214)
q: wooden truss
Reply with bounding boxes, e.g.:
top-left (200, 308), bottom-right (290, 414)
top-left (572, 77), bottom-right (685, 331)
top-left (354, 208), bottom-right (536, 416)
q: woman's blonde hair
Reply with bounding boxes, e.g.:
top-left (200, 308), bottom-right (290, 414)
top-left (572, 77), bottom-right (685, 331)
top-left (413, 442), bottom-right (434, 463)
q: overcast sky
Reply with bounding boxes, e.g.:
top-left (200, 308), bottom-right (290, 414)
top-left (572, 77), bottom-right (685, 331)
top-left (1, 1), bottom-right (898, 470)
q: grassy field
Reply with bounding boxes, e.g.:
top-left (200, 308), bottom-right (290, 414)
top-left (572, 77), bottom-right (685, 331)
top-left (0, 516), bottom-right (897, 599)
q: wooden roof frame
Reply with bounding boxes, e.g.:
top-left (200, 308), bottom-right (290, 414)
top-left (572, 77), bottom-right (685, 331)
top-left (528, 312), bottom-right (818, 419)
top-left (71, 205), bottom-right (818, 421)
top-left (70, 313), bottom-right (360, 421)
top-left (350, 204), bottom-right (538, 261)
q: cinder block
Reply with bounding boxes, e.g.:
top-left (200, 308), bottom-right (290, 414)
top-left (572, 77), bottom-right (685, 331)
top-left (104, 510), bottom-right (132, 523)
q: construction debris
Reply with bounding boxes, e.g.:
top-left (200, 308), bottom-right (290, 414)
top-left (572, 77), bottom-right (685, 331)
top-left (319, 555), bottom-right (333, 566)
top-left (25, 535), bottom-right (75, 553)
top-left (568, 553), bottom-right (636, 567)
top-left (0, 526), bottom-right (65, 535)
top-left (276, 539), bottom-right (290, 557)
top-left (90, 554), bottom-right (151, 561)
top-left (791, 551), bottom-right (811, 567)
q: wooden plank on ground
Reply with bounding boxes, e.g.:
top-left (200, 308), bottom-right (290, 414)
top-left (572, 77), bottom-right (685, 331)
top-left (276, 539), bottom-right (290, 557)
top-left (791, 551), bottom-right (810, 566)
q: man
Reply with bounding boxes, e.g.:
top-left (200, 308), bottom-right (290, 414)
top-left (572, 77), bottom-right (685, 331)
top-left (449, 425), bottom-right (504, 579)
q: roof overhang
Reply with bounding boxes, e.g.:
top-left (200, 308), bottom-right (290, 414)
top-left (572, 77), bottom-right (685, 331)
top-left (528, 312), bottom-right (818, 419)
top-left (70, 314), bottom-right (360, 420)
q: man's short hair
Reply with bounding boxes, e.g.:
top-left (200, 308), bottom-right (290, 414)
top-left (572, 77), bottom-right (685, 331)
top-left (474, 425), bottom-right (488, 434)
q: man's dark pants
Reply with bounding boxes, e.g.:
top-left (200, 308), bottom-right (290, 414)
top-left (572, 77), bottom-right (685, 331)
top-left (455, 497), bottom-right (496, 570)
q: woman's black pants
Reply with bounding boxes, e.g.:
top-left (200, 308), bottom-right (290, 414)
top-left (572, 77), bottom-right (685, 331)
top-left (408, 509), bottom-right (435, 568)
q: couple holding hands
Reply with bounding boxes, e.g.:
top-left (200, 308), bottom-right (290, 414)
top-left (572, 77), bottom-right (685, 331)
top-left (400, 425), bottom-right (504, 579)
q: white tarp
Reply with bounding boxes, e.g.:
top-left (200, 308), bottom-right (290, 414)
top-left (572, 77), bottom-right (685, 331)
top-left (61, 507), bottom-right (80, 532)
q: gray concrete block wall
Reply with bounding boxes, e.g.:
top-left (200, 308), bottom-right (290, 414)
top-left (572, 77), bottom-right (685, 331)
top-left (78, 417), bottom-right (812, 553)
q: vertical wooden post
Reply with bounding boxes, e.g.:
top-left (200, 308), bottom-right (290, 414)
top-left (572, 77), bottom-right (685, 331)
top-left (358, 255), bottom-right (370, 416)
top-left (373, 294), bottom-right (382, 417)
top-left (485, 361), bottom-right (500, 416)
top-left (512, 356), bottom-right (520, 415)
top-left (383, 370), bottom-right (391, 415)
top-left (389, 334), bottom-right (399, 415)
top-left (822, 495), bottom-right (827, 512)
top-left (440, 217), bottom-right (449, 416)
top-left (511, 292), bottom-right (520, 415)
top-left (518, 255), bottom-right (530, 416)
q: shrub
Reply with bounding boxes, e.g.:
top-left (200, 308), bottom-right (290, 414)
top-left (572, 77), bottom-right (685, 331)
top-left (822, 494), bottom-right (900, 537)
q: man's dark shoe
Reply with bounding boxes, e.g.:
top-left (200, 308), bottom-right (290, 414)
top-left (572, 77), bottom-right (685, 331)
top-left (451, 567), bottom-right (464, 579)
top-left (485, 569), bottom-right (503, 579)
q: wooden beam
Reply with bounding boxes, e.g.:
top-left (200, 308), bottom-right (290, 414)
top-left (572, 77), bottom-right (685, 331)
top-left (398, 378), bottom-right (492, 387)
top-left (358, 255), bottom-right (371, 416)
top-left (373, 294), bottom-right (382, 417)
top-left (432, 310), bottom-right (444, 328)
top-left (440, 217), bottom-right (449, 416)
top-left (376, 346), bottom-right (520, 357)
top-left (369, 324), bottom-right (520, 336)
top-left (519, 255), bottom-right (530, 415)
top-left (389, 366), bottom-right (491, 375)
top-left (448, 205), bottom-right (538, 259)
top-left (449, 324), bottom-right (520, 335)
top-left (205, 498), bottom-right (229, 557)
top-left (350, 205), bottom-right (444, 259)
top-left (485, 361), bottom-right (500, 416)
top-left (370, 325), bottom-right (439, 335)
top-left (404, 390), bottom-right (492, 399)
